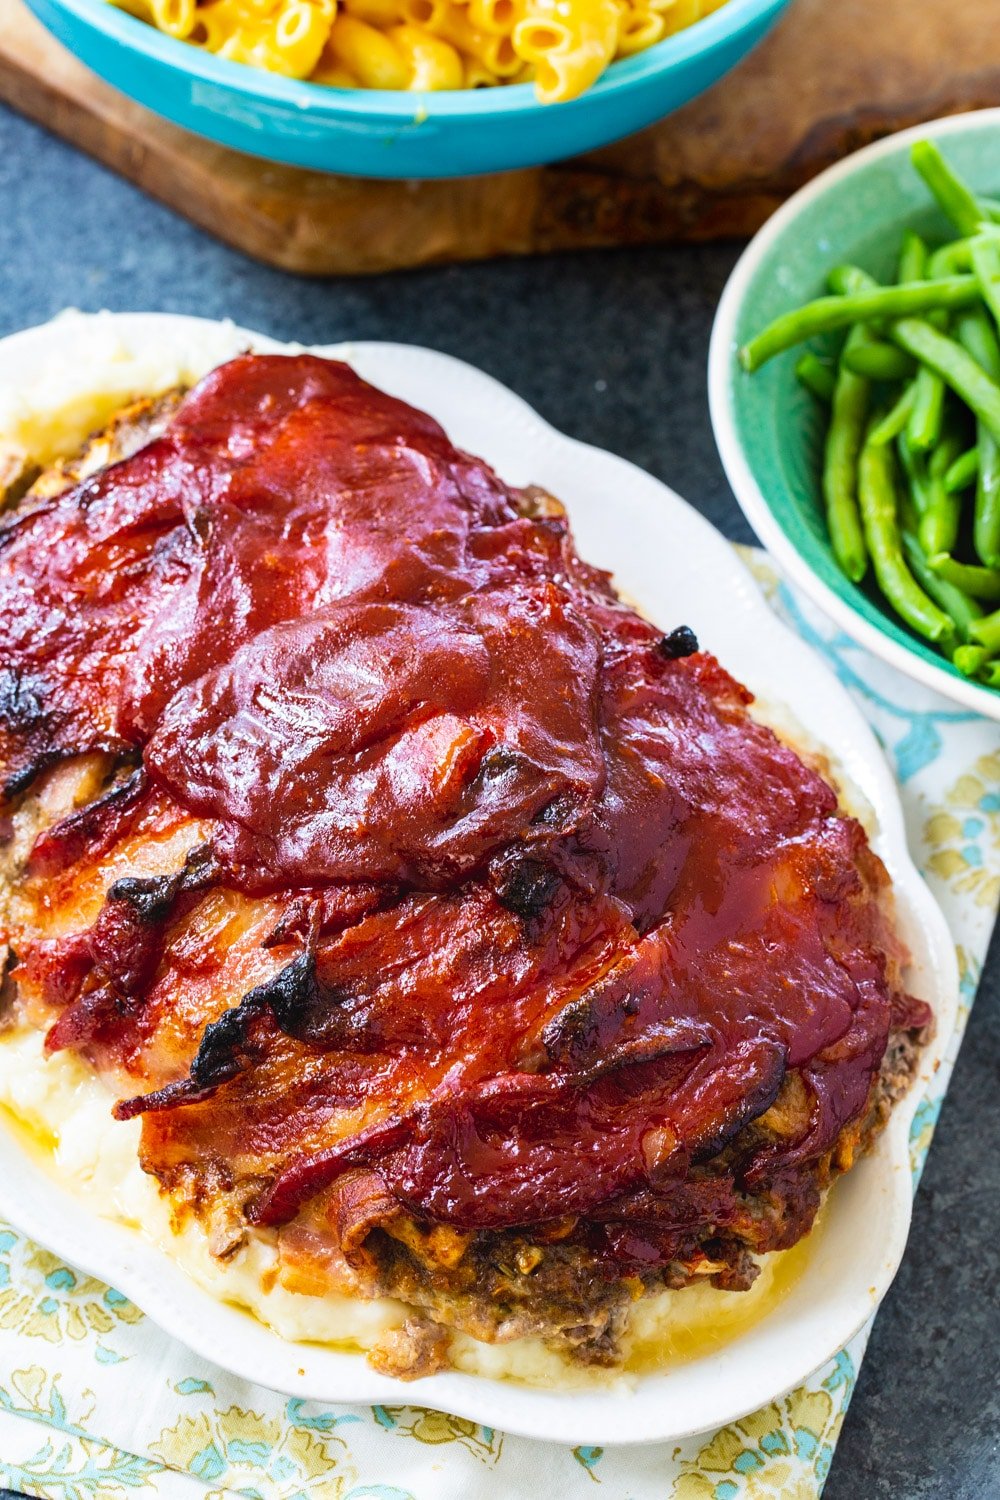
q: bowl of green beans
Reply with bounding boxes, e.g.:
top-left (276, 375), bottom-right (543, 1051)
top-left (709, 110), bottom-right (1000, 717)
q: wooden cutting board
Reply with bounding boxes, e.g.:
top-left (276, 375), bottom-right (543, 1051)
top-left (1, 0), bottom-right (999, 276)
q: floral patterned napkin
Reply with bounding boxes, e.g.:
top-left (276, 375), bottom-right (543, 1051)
top-left (2, 552), bottom-right (998, 1500)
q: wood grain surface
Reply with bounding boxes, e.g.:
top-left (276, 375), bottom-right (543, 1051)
top-left (1, 0), bottom-right (998, 275)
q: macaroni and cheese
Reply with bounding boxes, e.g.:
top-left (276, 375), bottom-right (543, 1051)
top-left (110, 0), bottom-right (731, 103)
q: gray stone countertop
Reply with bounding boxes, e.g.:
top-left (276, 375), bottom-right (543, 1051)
top-left (1, 102), bottom-right (999, 1500)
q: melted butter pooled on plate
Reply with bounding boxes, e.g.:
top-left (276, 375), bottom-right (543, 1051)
top-left (623, 1230), bottom-right (815, 1374)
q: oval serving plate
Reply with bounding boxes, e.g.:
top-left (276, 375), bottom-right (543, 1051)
top-left (0, 312), bottom-right (957, 1446)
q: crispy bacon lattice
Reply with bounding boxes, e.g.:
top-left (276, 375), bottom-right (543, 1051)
top-left (0, 356), bottom-right (930, 1375)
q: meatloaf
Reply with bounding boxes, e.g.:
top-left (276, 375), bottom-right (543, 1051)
top-left (0, 353), bottom-right (931, 1377)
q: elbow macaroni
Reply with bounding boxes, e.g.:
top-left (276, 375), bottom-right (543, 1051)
top-left (513, 0), bottom-right (619, 103)
top-left (108, 0), bottom-right (730, 101)
top-left (185, 0), bottom-right (334, 77)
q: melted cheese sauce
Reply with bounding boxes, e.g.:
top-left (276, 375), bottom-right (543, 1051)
top-left (0, 1025), bottom-right (811, 1387)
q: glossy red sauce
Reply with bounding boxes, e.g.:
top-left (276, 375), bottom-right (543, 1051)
top-left (0, 356), bottom-right (929, 1246)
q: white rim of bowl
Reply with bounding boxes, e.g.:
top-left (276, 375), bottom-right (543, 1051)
top-left (708, 107), bottom-right (1000, 721)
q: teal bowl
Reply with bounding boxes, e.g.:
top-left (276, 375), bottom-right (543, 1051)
top-left (26, 0), bottom-right (790, 179)
top-left (709, 109), bottom-right (1000, 720)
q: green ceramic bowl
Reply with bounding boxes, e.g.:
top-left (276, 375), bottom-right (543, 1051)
top-left (708, 110), bottom-right (1000, 720)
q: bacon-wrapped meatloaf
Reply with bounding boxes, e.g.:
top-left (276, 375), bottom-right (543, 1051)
top-left (0, 355), bottom-right (930, 1377)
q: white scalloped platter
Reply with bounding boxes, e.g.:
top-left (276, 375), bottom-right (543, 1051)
top-left (0, 312), bottom-right (958, 1446)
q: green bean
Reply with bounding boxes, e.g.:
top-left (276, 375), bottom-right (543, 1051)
top-left (909, 300), bottom-right (949, 452)
top-left (970, 238), bottom-right (1000, 333)
top-left (828, 270), bottom-right (927, 399)
top-left (890, 318), bottom-right (1000, 442)
top-left (924, 233), bottom-right (1000, 275)
top-left (910, 140), bottom-right (986, 237)
top-left (923, 235), bottom-right (1000, 278)
top-left (827, 265), bottom-right (879, 297)
top-left (976, 447), bottom-right (1000, 549)
top-left (917, 480), bottom-right (959, 556)
top-left (928, 429), bottom-right (965, 479)
top-left (981, 660), bottom-right (1000, 687)
top-left (943, 446), bottom-right (979, 492)
top-left (897, 432), bottom-right (934, 515)
top-left (928, 553), bottom-right (1000, 601)
top-left (970, 607), bottom-right (1000, 654)
top-left (926, 242), bottom-right (972, 276)
top-left (868, 385), bottom-right (917, 446)
top-left (820, 252), bottom-right (923, 577)
top-left (937, 227), bottom-right (1000, 267)
top-left (794, 353), bottom-right (836, 402)
top-left (895, 489), bottom-right (980, 642)
top-left (956, 308), bottom-right (1000, 375)
top-left (977, 439), bottom-right (1000, 568)
top-left (918, 429), bottom-right (965, 556)
top-left (812, 267), bottom-right (899, 579)
top-left (952, 644), bottom-right (990, 677)
top-left (900, 529), bottom-right (977, 643)
top-left (738, 277), bottom-right (980, 371)
top-left (880, 234), bottom-right (994, 284)
top-left (907, 244), bottom-right (962, 452)
top-left (823, 348), bottom-right (870, 582)
top-left (982, 197), bottom-right (1000, 224)
top-left (908, 362), bottom-right (948, 450)
top-left (955, 311), bottom-right (1000, 566)
top-left (857, 437), bottom-right (954, 643)
top-left (842, 342), bottom-right (914, 381)
top-left (897, 230), bottom-right (928, 282)
top-left (826, 270), bottom-right (892, 402)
